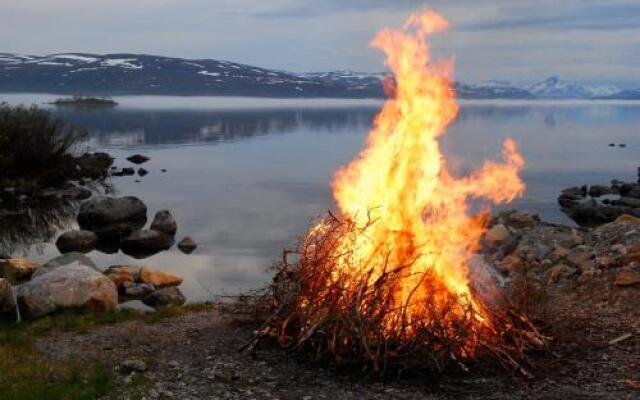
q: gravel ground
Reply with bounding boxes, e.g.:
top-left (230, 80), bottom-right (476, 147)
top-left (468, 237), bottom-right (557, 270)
top-left (35, 273), bottom-right (639, 400)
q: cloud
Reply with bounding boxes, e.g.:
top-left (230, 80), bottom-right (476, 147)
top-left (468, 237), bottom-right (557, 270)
top-left (460, 1), bottom-right (640, 31)
top-left (0, 0), bottom-right (638, 85)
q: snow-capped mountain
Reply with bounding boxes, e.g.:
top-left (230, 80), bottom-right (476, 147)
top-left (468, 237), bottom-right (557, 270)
top-left (600, 89), bottom-right (640, 100)
top-left (454, 81), bottom-right (533, 99)
top-left (299, 71), bottom-right (387, 86)
top-left (0, 53), bottom-right (633, 99)
top-left (0, 53), bottom-right (384, 98)
top-left (525, 77), bottom-right (619, 99)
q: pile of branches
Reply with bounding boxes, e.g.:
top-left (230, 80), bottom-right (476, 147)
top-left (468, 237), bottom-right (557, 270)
top-left (248, 213), bottom-right (550, 377)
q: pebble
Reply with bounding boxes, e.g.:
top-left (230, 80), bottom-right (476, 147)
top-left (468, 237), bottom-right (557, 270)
top-left (119, 358), bottom-right (148, 374)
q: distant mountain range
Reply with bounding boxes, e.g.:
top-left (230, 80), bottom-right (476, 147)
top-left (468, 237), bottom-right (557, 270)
top-left (0, 52), bottom-right (638, 99)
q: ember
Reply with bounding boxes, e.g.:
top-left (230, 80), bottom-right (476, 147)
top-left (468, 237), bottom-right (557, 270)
top-left (253, 10), bottom-right (549, 375)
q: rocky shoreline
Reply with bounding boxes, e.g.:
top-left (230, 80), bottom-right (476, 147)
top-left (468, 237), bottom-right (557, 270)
top-left (0, 206), bottom-right (638, 398)
top-left (558, 166), bottom-right (640, 227)
top-left (483, 210), bottom-right (640, 289)
top-left (0, 150), bottom-right (200, 322)
top-left (0, 253), bottom-right (188, 321)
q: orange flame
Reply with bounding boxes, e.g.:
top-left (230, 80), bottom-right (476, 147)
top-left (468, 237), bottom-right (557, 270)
top-left (324, 10), bottom-right (525, 339)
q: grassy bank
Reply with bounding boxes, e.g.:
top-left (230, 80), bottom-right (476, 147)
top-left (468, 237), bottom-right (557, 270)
top-left (0, 304), bottom-right (212, 400)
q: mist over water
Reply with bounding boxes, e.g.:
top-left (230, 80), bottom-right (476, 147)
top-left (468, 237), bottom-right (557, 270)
top-left (2, 94), bottom-right (639, 300)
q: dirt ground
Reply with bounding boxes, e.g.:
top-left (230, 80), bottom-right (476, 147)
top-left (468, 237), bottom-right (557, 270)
top-left (35, 271), bottom-right (639, 400)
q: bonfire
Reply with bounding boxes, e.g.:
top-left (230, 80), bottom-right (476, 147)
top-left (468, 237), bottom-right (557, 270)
top-left (252, 10), bottom-right (549, 375)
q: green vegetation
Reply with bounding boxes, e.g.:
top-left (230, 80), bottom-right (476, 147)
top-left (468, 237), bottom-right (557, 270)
top-left (0, 304), bottom-right (213, 400)
top-left (0, 103), bottom-right (87, 188)
top-left (52, 96), bottom-right (118, 107)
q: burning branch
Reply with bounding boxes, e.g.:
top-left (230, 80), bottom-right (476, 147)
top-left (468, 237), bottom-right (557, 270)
top-left (250, 215), bottom-right (549, 376)
top-left (250, 9), bottom-right (549, 376)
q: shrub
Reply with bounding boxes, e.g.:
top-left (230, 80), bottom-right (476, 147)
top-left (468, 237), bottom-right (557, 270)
top-left (0, 103), bottom-right (86, 183)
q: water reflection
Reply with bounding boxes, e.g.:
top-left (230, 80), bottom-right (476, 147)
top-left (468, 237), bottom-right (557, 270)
top-left (0, 198), bottom-right (78, 256)
top-left (0, 96), bottom-right (638, 300)
top-left (55, 107), bottom-right (378, 148)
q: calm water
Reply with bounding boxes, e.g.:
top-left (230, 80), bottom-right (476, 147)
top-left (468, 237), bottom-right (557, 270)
top-left (2, 94), bottom-right (639, 300)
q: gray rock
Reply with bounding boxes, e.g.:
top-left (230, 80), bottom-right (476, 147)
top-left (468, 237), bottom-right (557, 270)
top-left (616, 197), bottom-right (640, 208)
top-left (122, 282), bottom-right (155, 299)
top-left (561, 186), bottom-right (587, 197)
top-left (588, 185), bottom-right (612, 198)
top-left (77, 196), bottom-right (147, 239)
top-left (619, 183), bottom-right (640, 198)
top-left (16, 261), bottom-right (117, 319)
top-left (119, 358), bottom-right (148, 374)
top-left (33, 253), bottom-right (101, 279)
top-left (177, 237), bottom-right (197, 254)
top-left (121, 229), bottom-right (174, 256)
top-left (55, 230), bottom-right (98, 254)
top-left (127, 154), bottom-right (150, 165)
top-left (0, 278), bottom-right (18, 321)
top-left (557, 194), bottom-right (583, 209)
top-left (565, 246), bottom-right (594, 271)
top-left (150, 210), bottom-right (177, 236)
top-left (142, 287), bottom-right (186, 308)
top-left (547, 264), bottom-right (577, 283)
top-left (561, 198), bottom-right (638, 227)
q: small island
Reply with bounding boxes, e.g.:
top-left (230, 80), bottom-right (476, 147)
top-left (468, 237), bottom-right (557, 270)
top-left (51, 96), bottom-right (118, 107)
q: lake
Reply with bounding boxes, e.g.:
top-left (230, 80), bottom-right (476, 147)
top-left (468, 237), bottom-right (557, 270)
top-left (1, 94), bottom-right (639, 301)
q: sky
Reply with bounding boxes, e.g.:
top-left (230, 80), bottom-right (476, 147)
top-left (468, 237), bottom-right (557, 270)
top-left (1, 0), bottom-right (639, 86)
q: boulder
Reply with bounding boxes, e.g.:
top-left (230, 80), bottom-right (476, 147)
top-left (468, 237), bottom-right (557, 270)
top-left (615, 197), bottom-right (640, 208)
top-left (105, 265), bottom-right (182, 289)
top-left (484, 224), bottom-right (510, 248)
top-left (139, 267), bottom-right (182, 288)
top-left (55, 230), bottom-right (98, 253)
top-left (549, 245), bottom-right (570, 262)
top-left (121, 230), bottom-right (174, 256)
top-left (126, 154), bottom-right (150, 165)
top-left (33, 253), bottom-right (100, 279)
top-left (142, 287), bottom-right (186, 308)
top-left (614, 270), bottom-right (640, 287)
top-left (121, 282), bottom-right (155, 299)
top-left (561, 186), bottom-right (587, 197)
top-left (614, 214), bottom-right (640, 224)
top-left (150, 210), bottom-right (177, 236)
top-left (104, 265), bottom-right (141, 288)
top-left (137, 168), bottom-right (148, 177)
top-left (619, 183), bottom-right (640, 198)
top-left (0, 258), bottom-right (40, 284)
top-left (562, 199), bottom-right (637, 227)
top-left (588, 185), bottom-right (613, 198)
top-left (16, 261), bottom-right (117, 319)
top-left (557, 193), bottom-right (584, 209)
top-left (77, 196), bottom-right (147, 239)
top-left (496, 254), bottom-right (523, 275)
top-left (0, 278), bottom-right (18, 321)
top-left (565, 246), bottom-right (594, 270)
top-left (96, 240), bottom-right (120, 255)
top-left (547, 264), bottom-right (577, 283)
top-left (177, 237), bottom-right (197, 254)
top-left (494, 210), bottom-right (540, 229)
top-left (75, 152), bottom-right (114, 180)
